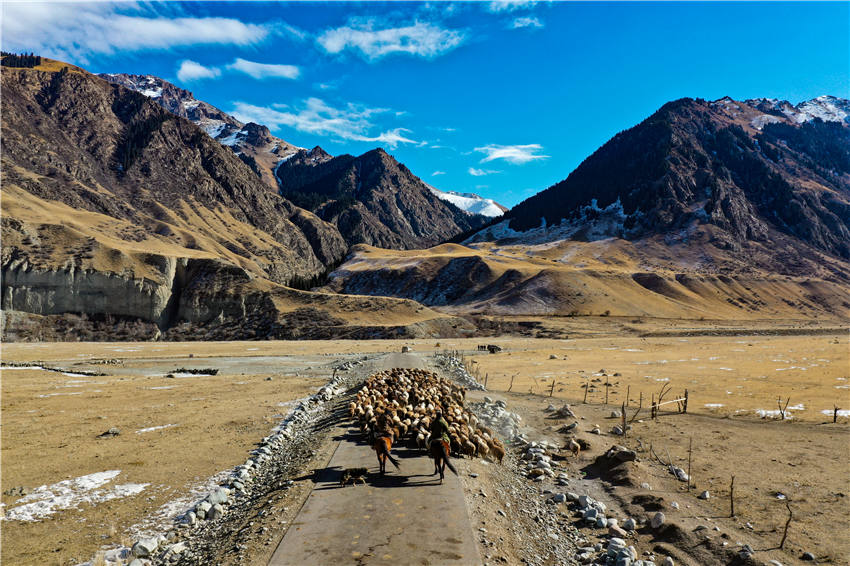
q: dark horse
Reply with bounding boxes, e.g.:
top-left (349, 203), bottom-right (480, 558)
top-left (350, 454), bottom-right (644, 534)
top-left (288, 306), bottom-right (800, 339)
top-left (373, 434), bottom-right (400, 475)
top-left (429, 438), bottom-right (458, 483)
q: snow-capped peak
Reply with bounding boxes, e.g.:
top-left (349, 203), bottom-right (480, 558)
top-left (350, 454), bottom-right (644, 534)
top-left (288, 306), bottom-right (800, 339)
top-left (427, 186), bottom-right (506, 217)
top-left (794, 95), bottom-right (849, 124)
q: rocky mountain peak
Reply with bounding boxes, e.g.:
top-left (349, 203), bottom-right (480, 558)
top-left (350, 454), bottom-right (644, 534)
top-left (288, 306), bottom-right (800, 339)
top-left (238, 122), bottom-right (273, 147)
top-left (275, 144), bottom-right (490, 249)
top-left (498, 94), bottom-right (850, 268)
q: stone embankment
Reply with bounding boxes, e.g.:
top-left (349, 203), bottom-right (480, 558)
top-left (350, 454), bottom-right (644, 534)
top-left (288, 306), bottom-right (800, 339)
top-left (79, 358), bottom-right (367, 566)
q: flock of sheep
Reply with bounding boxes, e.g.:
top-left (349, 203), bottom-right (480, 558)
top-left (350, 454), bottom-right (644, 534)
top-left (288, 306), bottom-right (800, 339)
top-left (349, 368), bottom-right (505, 463)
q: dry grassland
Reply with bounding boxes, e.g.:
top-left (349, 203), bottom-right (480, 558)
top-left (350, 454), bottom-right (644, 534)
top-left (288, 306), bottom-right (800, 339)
top-left (1, 342), bottom-right (338, 566)
top-left (438, 332), bottom-right (848, 423)
top-left (340, 242), bottom-right (850, 320)
top-left (1, 326), bottom-right (847, 565)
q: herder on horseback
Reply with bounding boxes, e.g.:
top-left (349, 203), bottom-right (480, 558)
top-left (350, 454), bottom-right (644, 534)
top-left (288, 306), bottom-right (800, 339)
top-left (428, 408), bottom-right (457, 483)
top-left (372, 414), bottom-right (400, 475)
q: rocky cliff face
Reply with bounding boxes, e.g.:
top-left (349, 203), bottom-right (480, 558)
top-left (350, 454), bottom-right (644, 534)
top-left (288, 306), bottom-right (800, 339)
top-left (501, 96), bottom-right (850, 267)
top-left (1, 253), bottom-right (252, 329)
top-left (276, 147), bottom-right (490, 249)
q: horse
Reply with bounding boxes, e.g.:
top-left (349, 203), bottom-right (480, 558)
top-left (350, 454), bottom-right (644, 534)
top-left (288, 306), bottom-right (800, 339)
top-left (373, 434), bottom-right (400, 475)
top-left (429, 437), bottom-right (458, 483)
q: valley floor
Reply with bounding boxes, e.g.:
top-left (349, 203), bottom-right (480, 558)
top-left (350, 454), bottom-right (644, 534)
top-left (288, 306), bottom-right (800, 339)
top-left (1, 321), bottom-right (847, 565)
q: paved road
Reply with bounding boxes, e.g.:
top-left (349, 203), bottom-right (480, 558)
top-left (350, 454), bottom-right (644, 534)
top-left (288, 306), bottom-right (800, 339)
top-left (268, 353), bottom-right (481, 566)
top-left (379, 352), bottom-right (426, 370)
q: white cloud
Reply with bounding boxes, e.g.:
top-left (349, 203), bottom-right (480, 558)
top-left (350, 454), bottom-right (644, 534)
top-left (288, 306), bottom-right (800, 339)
top-left (468, 167), bottom-right (500, 176)
top-left (488, 0), bottom-right (539, 13)
top-left (317, 20), bottom-right (465, 61)
top-left (432, 171), bottom-right (446, 176)
top-left (512, 16), bottom-right (544, 29)
top-left (475, 144), bottom-right (549, 164)
top-left (227, 58), bottom-right (300, 80)
top-left (1, 3), bottom-right (278, 62)
top-left (176, 60), bottom-right (221, 82)
top-left (231, 98), bottom-right (419, 148)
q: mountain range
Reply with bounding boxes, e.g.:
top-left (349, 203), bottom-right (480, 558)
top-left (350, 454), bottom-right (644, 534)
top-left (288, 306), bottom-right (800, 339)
top-left (0, 57), bottom-right (477, 339)
top-left (2, 54), bottom-right (848, 340)
top-left (330, 96), bottom-right (850, 320)
top-left (100, 72), bottom-right (503, 242)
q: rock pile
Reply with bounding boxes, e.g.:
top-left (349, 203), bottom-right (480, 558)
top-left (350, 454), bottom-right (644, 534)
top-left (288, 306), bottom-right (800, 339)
top-left (435, 354), bottom-right (486, 390)
top-left (520, 440), bottom-right (561, 481)
top-left (469, 397), bottom-right (522, 443)
top-left (115, 365), bottom-right (363, 565)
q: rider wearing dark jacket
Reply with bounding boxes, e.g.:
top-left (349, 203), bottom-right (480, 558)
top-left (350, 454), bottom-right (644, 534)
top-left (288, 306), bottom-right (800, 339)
top-left (429, 409), bottom-right (451, 443)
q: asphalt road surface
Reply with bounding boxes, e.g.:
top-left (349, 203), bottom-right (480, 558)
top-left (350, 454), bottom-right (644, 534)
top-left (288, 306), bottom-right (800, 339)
top-left (268, 353), bottom-right (481, 566)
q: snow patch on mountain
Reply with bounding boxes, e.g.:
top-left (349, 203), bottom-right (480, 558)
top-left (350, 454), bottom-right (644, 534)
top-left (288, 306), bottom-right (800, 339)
top-left (466, 198), bottom-right (629, 245)
top-left (742, 95), bottom-right (849, 126)
top-left (140, 87), bottom-right (162, 98)
top-left (750, 114), bottom-right (782, 130)
top-left (427, 186), bottom-right (505, 217)
top-left (794, 95), bottom-right (849, 124)
top-left (201, 121), bottom-right (227, 139)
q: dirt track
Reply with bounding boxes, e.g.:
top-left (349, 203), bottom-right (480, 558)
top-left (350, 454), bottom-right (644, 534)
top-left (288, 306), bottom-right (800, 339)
top-left (268, 353), bottom-right (481, 566)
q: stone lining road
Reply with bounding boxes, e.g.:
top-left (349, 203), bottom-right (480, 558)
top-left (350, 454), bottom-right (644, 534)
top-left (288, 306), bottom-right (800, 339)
top-left (268, 353), bottom-right (481, 566)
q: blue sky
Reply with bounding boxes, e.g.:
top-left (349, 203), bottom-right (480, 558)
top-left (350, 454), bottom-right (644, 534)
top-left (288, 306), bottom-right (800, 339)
top-left (4, 1), bottom-right (849, 207)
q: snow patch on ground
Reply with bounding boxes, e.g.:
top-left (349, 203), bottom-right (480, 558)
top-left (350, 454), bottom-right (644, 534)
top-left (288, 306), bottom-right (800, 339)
top-left (136, 424), bottom-right (177, 434)
top-left (794, 95), bottom-right (849, 124)
top-left (169, 372), bottom-right (215, 378)
top-left (128, 471), bottom-right (230, 540)
top-left (4, 471), bottom-right (148, 522)
top-left (750, 114), bottom-right (781, 130)
top-left (755, 409), bottom-right (794, 420)
top-left (822, 409), bottom-right (850, 417)
top-left (202, 121), bottom-right (227, 139)
top-left (37, 391), bottom-right (83, 398)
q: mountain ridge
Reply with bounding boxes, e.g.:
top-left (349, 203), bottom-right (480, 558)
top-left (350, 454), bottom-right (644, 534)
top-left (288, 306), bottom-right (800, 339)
top-left (498, 95), bottom-right (849, 266)
top-left (328, 95), bottom-right (850, 320)
top-left (275, 145), bottom-right (491, 249)
top-left (0, 57), bottom-right (475, 339)
top-left (100, 73), bottom-right (302, 191)
top-left (101, 72), bottom-right (495, 247)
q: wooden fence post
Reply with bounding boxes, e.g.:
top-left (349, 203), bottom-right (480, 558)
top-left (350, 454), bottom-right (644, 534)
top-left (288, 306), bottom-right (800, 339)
top-left (621, 401), bottom-right (627, 439)
top-left (730, 475), bottom-right (735, 517)
top-left (687, 437), bottom-right (693, 491)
